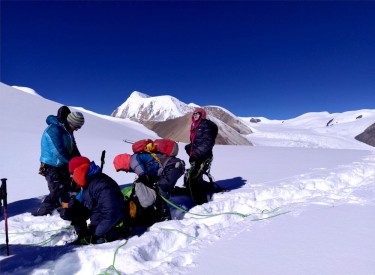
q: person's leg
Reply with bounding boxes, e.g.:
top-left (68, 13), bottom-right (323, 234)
top-left (34, 166), bottom-right (70, 216)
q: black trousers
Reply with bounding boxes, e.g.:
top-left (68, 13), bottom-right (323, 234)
top-left (36, 165), bottom-right (70, 216)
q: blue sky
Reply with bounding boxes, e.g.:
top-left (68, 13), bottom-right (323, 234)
top-left (2, 1), bottom-right (375, 119)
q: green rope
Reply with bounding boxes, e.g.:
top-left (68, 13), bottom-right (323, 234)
top-left (0, 226), bottom-right (74, 250)
top-left (249, 210), bottom-right (291, 222)
top-left (98, 240), bottom-right (128, 275)
top-left (160, 193), bottom-right (283, 219)
top-left (0, 225), bottom-right (73, 235)
top-left (159, 228), bottom-right (198, 239)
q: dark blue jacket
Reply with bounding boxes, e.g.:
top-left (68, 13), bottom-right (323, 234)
top-left (82, 163), bottom-right (125, 237)
top-left (190, 119), bottom-right (218, 161)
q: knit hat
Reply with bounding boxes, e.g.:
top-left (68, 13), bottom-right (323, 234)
top-left (113, 154), bottom-right (131, 172)
top-left (69, 156), bottom-right (90, 173)
top-left (67, 112), bottom-right (85, 129)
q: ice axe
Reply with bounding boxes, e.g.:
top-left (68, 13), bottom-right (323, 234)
top-left (123, 139), bottom-right (135, 144)
top-left (1, 178), bottom-right (10, 256)
top-left (100, 150), bottom-right (106, 171)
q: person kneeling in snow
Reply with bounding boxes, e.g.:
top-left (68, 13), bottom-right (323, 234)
top-left (60, 156), bottom-right (127, 245)
top-left (113, 152), bottom-right (185, 227)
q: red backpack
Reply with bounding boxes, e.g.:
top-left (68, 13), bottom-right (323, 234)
top-left (132, 139), bottom-right (157, 154)
top-left (154, 139), bottom-right (179, 157)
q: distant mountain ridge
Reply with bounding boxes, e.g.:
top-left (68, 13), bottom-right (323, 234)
top-left (111, 91), bottom-right (253, 145)
top-left (6, 84), bottom-right (375, 147)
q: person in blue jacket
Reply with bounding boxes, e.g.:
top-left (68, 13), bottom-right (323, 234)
top-left (33, 107), bottom-right (85, 216)
top-left (64, 156), bottom-right (126, 244)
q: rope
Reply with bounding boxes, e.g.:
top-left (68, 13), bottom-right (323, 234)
top-left (0, 225), bottom-right (74, 250)
top-left (160, 193), bottom-right (286, 219)
top-left (98, 240), bottom-right (128, 275)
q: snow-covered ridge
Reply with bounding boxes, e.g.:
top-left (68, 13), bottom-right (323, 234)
top-left (12, 86), bottom-right (42, 97)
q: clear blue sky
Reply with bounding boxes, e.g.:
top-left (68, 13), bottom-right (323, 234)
top-left (2, 1), bottom-right (375, 119)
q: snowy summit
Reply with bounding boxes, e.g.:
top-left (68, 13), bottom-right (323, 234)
top-left (112, 91), bottom-right (193, 122)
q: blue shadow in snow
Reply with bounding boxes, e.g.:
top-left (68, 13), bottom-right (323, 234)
top-left (170, 176), bottom-right (247, 220)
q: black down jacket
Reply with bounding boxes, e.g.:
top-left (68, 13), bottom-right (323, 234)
top-left (82, 173), bottom-right (125, 237)
top-left (190, 119), bottom-right (218, 161)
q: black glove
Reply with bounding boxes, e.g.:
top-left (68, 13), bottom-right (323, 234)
top-left (136, 174), bottom-right (150, 184)
top-left (189, 155), bottom-right (199, 165)
top-left (185, 144), bottom-right (191, 155)
top-left (75, 225), bottom-right (106, 245)
top-left (60, 193), bottom-right (70, 204)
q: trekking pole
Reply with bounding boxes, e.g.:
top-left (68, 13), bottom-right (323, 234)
top-left (1, 178), bottom-right (10, 256)
top-left (123, 139), bottom-right (135, 144)
top-left (100, 150), bottom-right (106, 172)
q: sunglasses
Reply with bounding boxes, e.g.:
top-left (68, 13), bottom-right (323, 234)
top-left (193, 112), bottom-right (201, 116)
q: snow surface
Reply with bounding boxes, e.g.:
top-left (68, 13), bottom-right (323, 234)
top-left (1, 82), bottom-right (375, 275)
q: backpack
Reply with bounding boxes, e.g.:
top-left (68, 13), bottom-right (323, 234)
top-left (132, 139), bottom-right (157, 154)
top-left (121, 183), bottom-right (163, 227)
top-left (154, 139), bottom-right (179, 157)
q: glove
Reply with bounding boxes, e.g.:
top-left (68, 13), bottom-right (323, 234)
top-left (189, 156), bottom-right (198, 165)
top-left (38, 163), bottom-right (46, 176)
top-left (76, 225), bottom-right (106, 245)
top-left (185, 144), bottom-right (191, 155)
top-left (60, 193), bottom-right (71, 209)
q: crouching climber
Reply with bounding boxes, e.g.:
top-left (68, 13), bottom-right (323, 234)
top-left (60, 156), bottom-right (127, 245)
top-left (113, 150), bottom-right (185, 227)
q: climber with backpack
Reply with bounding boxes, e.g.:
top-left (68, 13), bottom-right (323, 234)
top-left (113, 139), bottom-right (185, 227)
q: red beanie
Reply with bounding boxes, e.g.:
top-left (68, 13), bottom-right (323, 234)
top-left (113, 154), bottom-right (131, 172)
top-left (69, 156), bottom-right (90, 173)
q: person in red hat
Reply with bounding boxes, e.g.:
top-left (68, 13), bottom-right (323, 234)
top-left (184, 107), bottom-right (219, 205)
top-left (61, 156), bottom-right (127, 245)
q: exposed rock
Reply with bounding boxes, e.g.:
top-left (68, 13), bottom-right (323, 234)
top-left (326, 118), bottom-right (334, 127)
top-left (204, 106), bottom-right (253, 135)
top-left (356, 115), bottom-right (363, 119)
top-left (250, 118), bottom-right (261, 123)
top-left (144, 113), bottom-right (252, 145)
top-left (355, 123), bottom-right (375, 147)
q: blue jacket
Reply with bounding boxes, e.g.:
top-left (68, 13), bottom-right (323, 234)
top-left (129, 152), bottom-right (163, 177)
top-left (40, 115), bottom-right (80, 167)
top-left (82, 162), bottom-right (125, 237)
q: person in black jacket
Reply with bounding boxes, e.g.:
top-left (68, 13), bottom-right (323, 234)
top-left (184, 107), bottom-right (218, 204)
top-left (61, 156), bottom-right (126, 244)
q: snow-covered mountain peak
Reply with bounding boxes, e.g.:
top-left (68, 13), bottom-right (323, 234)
top-left (129, 91), bottom-right (150, 99)
top-left (111, 92), bottom-right (193, 121)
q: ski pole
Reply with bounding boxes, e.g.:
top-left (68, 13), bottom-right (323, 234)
top-left (123, 139), bottom-right (135, 144)
top-left (1, 178), bottom-right (10, 256)
top-left (100, 150), bottom-right (106, 172)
